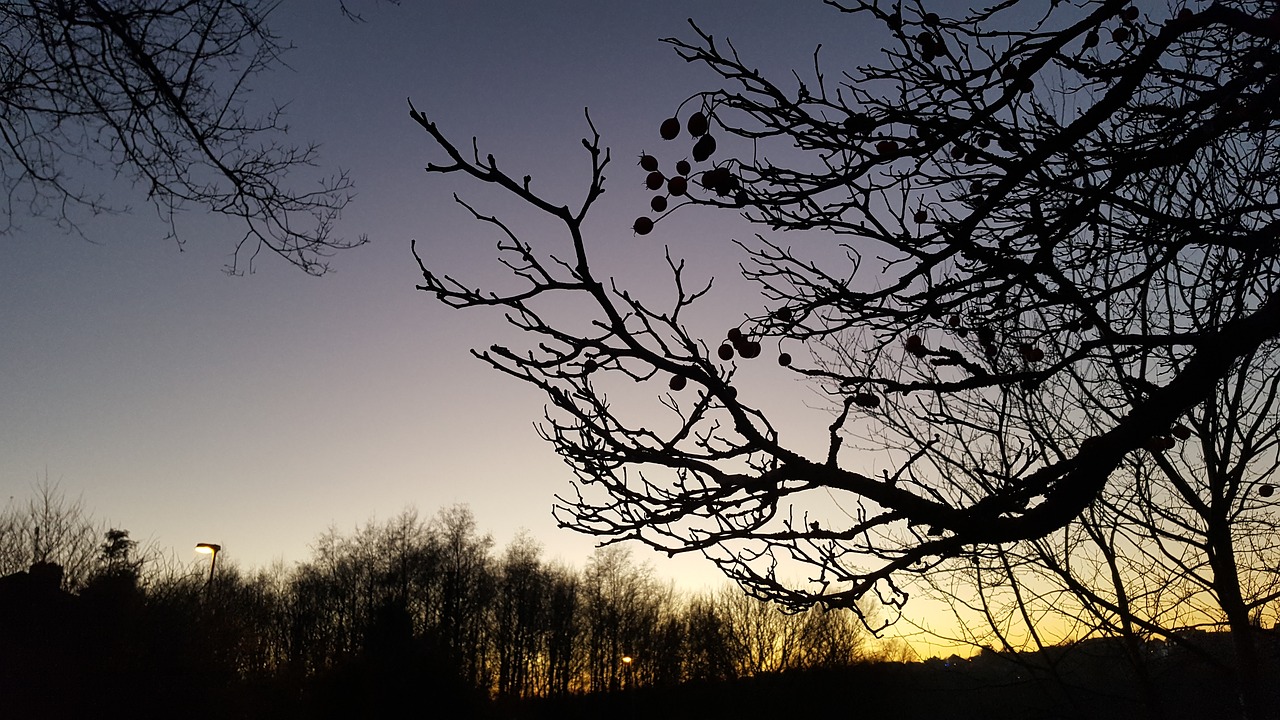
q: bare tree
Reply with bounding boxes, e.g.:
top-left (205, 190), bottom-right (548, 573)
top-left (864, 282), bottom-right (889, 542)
top-left (715, 586), bottom-right (868, 676)
top-left (409, 0), bottom-right (1280, 636)
top-left (1, 0), bottom-right (367, 274)
top-left (491, 532), bottom-right (552, 699)
top-left (578, 545), bottom-right (669, 692)
top-left (681, 593), bottom-right (737, 682)
top-left (542, 563), bottom-right (580, 696)
top-left (913, 337), bottom-right (1280, 718)
top-left (430, 504), bottom-right (495, 688)
top-left (0, 481), bottom-right (108, 590)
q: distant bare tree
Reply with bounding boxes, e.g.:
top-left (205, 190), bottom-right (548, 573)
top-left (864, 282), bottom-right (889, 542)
top-left (681, 594), bottom-right (736, 682)
top-left (577, 545), bottom-right (678, 692)
top-left (543, 563), bottom-right (580, 696)
top-left (715, 586), bottom-right (868, 676)
top-left (430, 505), bottom-right (495, 688)
top-left (0, 481), bottom-right (106, 590)
top-left (491, 532), bottom-right (551, 699)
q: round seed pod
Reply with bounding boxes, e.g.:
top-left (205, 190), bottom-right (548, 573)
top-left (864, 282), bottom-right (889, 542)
top-left (692, 134), bottom-right (717, 162)
top-left (687, 111), bottom-right (709, 137)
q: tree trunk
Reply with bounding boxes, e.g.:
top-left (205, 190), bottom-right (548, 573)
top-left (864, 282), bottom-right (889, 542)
top-left (1207, 510), bottom-right (1269, 720)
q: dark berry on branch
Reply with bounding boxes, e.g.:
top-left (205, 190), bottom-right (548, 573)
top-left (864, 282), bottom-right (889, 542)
top-left (687, 112), bottom-right (709, 137)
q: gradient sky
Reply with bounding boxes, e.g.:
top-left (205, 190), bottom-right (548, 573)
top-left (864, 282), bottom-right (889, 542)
top-left (3, 0), bottom-right (956, 630)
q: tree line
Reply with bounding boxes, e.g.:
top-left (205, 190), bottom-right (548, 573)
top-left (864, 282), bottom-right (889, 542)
top-left (0, 487), bottom-right (879, 717)
top-left (3, 485), bottom-right (1276, 719)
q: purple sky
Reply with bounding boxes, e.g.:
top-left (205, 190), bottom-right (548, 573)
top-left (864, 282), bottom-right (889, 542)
top-left (3, 0), bottom-right (949, 615)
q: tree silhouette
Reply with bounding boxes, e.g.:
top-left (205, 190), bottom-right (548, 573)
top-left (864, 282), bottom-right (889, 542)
top-left (0, 480), bottom-right (139, 591)
top-left (410, 0), bottom-right (1280, 628)
top-left (492, 533), bottom-right (552, 699)
top-left (1, 0), bottom-right (366, 274)
top-left (916, 336), bottom-right (1280, 719)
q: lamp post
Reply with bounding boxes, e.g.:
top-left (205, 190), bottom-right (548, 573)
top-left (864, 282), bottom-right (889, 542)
top-left (195, 542), bottom-right (221, 587)
top-left (621, 655), bottom-right (635, 719)
top-left (621, 654), bottom-right (633, 691)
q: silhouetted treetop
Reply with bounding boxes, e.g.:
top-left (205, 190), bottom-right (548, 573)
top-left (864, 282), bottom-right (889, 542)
top-left (1, 0), bottom-right (369, 274)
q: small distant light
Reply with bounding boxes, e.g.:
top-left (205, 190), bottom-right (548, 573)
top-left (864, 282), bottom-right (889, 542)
top-left (622, 656), bottom-right (633, 665)
top-left (195, 542), bottom-right (221, 554)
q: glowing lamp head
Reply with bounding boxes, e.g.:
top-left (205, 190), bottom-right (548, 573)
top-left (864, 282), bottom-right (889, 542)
top-left (195, 542), bottom-right (221, 554)
top-left (622, 656), bottom-right (633, 665)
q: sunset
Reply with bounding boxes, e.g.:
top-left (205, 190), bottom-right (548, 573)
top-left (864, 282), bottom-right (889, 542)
top-left (2, 1), bottom-right (1278, 718)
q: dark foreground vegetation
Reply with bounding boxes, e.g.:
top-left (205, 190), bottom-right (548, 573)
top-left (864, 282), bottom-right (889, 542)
top-left (1, 487), bottom-right (873, 718)
top-left (2, 487), bottom-right (1276, 719)
top-left (524, 639), bottom-right (1280, 720)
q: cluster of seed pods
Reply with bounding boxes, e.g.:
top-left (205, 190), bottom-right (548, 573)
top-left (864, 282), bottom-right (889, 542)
top-left (667, 324), bottom-right (795, 392)
top-left (632, 111), bottom-right (741, 236)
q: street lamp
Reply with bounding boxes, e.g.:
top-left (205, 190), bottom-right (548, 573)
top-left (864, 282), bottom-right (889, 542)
top-left (195, 542), bottom-right (221, 586)
top-left (621, 654), bottom-right (636, 718)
